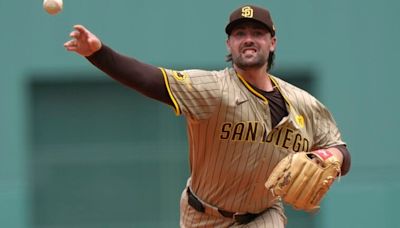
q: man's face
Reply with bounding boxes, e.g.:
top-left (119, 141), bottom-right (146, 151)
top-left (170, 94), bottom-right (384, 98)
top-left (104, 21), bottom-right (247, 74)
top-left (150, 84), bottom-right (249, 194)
top-left (226, 21), bottom-right (276, 70)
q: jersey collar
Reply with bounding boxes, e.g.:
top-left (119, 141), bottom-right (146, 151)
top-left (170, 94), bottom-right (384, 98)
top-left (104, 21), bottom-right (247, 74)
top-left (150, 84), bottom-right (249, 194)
top-left (231, 68), bottom-right (305, 129)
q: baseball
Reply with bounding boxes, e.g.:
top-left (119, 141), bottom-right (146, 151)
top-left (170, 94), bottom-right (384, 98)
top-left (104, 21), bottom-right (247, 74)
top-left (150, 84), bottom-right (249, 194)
top-left (43, 0), bottom-right (63, 15)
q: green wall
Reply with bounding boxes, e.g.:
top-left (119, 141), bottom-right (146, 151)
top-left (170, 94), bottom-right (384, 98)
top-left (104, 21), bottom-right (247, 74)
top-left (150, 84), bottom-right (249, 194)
top-left (1, 0), bottom-right (399, 227)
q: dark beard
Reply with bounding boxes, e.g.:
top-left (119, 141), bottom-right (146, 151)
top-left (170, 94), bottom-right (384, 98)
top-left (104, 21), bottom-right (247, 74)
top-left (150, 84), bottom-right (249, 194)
top-left (232, 53), bottom-right (269, 70)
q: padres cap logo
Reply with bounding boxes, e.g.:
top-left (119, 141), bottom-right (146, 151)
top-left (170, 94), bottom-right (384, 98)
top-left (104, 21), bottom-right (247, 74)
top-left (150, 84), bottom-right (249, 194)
top-left (241, 6), bottom-right (253, 18)
top-left (226, 5), bottom-right (276, 36)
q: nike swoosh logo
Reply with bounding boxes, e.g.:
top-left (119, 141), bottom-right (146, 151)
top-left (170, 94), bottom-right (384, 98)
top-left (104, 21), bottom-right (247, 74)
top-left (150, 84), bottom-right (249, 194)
top-left (235, 99), bottom-right (248, 105)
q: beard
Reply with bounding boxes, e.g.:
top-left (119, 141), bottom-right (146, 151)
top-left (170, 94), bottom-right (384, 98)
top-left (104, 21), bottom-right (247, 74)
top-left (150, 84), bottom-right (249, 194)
top-left (232, 49), bottom-right (269, 70)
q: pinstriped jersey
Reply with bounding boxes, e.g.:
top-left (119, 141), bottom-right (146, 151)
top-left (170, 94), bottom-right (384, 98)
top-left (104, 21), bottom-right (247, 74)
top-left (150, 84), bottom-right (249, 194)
top-left (160, 67), bottom-right (345, 213)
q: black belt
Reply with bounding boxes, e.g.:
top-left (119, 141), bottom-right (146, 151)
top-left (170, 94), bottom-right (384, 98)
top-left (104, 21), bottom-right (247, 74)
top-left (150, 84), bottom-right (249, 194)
top-left (186, 188), bottom-right (260, 225)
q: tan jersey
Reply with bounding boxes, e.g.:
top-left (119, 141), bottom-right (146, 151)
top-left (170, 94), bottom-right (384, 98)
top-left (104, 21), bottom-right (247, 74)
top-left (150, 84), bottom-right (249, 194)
top-left (160, 67), bottom-right (345, 213)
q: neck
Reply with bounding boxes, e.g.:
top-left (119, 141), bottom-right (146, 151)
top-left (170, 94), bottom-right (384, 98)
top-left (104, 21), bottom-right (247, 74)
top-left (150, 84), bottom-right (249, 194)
top-left (233, 64), bottom-right (274, 92)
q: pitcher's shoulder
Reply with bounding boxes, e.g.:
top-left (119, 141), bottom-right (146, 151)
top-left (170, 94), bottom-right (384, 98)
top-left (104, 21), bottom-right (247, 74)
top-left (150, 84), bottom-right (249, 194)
top-left (179, 68), bottom-right (227, 78)
top-left (270, 75), bottom-right (322, 110)
top-left (270, 75), bottom-right (315, 98)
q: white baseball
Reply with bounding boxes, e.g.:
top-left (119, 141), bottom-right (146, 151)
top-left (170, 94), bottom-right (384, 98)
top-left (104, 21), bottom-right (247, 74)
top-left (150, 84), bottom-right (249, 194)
top-left (43, 0), bottom-right (63, 15)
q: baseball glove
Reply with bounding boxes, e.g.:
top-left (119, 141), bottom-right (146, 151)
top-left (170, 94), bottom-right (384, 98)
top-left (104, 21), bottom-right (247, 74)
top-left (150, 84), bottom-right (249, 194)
top-left (264, 149), bottom-right (341, 212)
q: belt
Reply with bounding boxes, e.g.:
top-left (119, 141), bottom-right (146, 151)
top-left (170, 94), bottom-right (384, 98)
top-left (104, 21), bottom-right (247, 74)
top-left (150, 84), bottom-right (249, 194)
top-left (186, 188), bottom-right (260, 225)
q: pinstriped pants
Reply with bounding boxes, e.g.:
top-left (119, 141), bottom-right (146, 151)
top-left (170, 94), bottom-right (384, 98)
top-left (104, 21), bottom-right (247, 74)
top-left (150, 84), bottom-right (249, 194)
top-left (179, 188), bottom-right (287, 228)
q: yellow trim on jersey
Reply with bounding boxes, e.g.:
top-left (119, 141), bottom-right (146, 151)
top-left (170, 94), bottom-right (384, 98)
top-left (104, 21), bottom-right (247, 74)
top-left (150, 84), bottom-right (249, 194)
top-left (236, 73), bottom-right (269, 104)
top-left (159, 67), bottom-right (181, 116)
top-left (270, 76), bottom-right (295, 110)
top-left (270, 76), bottom-right (305, 128)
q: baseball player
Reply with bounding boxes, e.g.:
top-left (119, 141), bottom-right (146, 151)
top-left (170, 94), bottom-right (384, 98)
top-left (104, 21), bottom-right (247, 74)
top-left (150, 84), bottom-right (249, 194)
top-left (64, 4), bottom-right (351, 227)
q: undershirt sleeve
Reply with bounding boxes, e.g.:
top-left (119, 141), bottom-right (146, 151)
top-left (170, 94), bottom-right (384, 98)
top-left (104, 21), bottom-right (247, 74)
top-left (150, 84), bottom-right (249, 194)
top-left (86, 44), bottom-right (173, 106)
top-left (332, 144), bottom-right (351, 176)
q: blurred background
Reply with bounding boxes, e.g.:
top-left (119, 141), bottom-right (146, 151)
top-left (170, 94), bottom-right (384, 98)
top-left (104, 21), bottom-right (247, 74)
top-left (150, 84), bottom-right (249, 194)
top-left (1, 0), bottom-right (399, 227)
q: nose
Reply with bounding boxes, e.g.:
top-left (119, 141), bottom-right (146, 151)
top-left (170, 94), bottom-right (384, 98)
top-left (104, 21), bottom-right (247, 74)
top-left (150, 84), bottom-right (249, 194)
top-left (243, 34), bottom-right (255, 46)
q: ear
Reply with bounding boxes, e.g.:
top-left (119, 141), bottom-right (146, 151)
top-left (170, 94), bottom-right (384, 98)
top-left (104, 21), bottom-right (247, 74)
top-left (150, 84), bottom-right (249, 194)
top-left (226, 38), bottom-right (232, 53)
top-left (270, 36), bottom-right (277, 52)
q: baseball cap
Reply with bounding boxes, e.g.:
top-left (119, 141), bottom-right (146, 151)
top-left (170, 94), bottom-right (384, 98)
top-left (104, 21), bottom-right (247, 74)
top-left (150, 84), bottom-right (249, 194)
top-left (225, 5), bottom-right (275, 36)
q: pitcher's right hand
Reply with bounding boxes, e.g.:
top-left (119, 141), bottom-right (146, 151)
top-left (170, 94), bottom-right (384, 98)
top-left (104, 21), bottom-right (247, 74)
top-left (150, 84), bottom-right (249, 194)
top-left (64, 24), bottom-right (102, 57)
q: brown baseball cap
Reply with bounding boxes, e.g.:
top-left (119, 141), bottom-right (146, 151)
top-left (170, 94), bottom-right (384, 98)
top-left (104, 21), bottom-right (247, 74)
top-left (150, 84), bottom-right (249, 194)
top-left (225, 5), bottom-right (275, 36)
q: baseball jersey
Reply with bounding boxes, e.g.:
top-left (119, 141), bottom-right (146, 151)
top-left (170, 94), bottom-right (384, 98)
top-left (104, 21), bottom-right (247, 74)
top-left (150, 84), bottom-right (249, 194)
top-left (160, 67), bottom-right (345, 213)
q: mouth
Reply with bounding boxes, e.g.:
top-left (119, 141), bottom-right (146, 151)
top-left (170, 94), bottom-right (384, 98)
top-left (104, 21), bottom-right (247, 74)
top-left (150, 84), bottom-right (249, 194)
top-left (241, 47), bottom-right (257, 55)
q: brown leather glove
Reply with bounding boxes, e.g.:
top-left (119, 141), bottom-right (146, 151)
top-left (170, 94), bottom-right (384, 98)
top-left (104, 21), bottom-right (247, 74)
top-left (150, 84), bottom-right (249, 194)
top-left (265, 149), bottom-right (341, 211)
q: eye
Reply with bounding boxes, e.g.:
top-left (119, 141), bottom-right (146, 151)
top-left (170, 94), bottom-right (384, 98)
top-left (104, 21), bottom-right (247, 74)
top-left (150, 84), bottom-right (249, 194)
top-left (232, 30), bottom-right (246, 38)
top-left (253, 30), bottom-right (265, 37)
